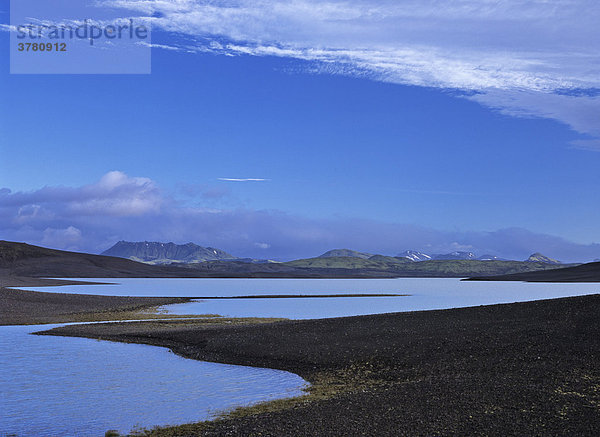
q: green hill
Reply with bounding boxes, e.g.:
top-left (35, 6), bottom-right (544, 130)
top-left (285, 256), bottom-right (576, 277)
top-left (286, 256), bottom-right (401, 269)
top-left (318, 249), bottom-right (374, 259)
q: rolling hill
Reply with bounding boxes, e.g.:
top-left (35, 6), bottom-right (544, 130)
top-left (318, 249), bottom-right (374, 259)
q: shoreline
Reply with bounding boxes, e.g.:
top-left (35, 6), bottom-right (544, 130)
top-left (39, 294), bottom-right (600, 436)
top-left (0, 276), bottom-right (115, 288)
top-left (0, 287), bottom-right (196, 325)
top-left (0, 286), bottom-right (411, 326)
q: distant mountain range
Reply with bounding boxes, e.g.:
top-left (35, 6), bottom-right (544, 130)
top-left (319, 248), bottom-right (559, 264)
top-left (101, 241), bottom-right (571, 268)
top-left (101, 241), bottom-right (281, 265)
top-left (1, 240), bottom-right (596, 281)
top-left (102, 241), bottom-right (236, 265)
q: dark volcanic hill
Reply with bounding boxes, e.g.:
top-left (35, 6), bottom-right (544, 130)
top-left (467, 261), bottom-right (600, 282)
top-left (0, 240), bottom-right (197, 278)
top-left (102, 241), bottom-right (236, 264)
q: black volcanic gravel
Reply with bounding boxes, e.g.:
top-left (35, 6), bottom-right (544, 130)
top-left (0, 287), bottom-right (189, 325)
top-left (41, 294), bottom-right (600, 436)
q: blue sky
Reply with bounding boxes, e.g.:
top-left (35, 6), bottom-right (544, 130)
top-left (1, 1), bottom-right (599, 261)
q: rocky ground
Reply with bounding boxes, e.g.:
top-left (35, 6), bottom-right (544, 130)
top-left (0, 287), bottom-right (191, 325)
top-left (40, 294), bottom-right (600, 436)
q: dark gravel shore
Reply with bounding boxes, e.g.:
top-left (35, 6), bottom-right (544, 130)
top-left (0, 287), bottom-right (191, 325)
top-left (40, 294), bottom-right (600, 436)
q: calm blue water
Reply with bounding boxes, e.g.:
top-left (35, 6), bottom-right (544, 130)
top-left (0, 324), bottom-right (308, 437)
top-left (5, 277), bottom-right (598, 436)
top-left (16, 277), bottom-right (600, 319)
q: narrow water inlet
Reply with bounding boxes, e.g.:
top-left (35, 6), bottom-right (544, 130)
top-left (0, 323), bottom-right (309, 437)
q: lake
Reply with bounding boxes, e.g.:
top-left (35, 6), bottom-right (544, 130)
top-left (5, 277), bottom-right (598, 435)
top-left (0, 323), bottom-right (308, 437)
top-left (17, 277), bottom-right (600, 319)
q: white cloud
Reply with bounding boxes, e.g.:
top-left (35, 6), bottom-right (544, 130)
top-left (42, 226), bottom-right (82, 250)
top-left (98, 0), bottom-right (600, 146)
top-left (0, 170), bottom-right (163, 220)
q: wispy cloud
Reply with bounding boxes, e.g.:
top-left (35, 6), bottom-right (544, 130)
top-left (98, 0), bottom-right (600, 148)
top-left (136, 41), bottom-right (191, 52)
top-left (218, 178), bottom-right (270, 182)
